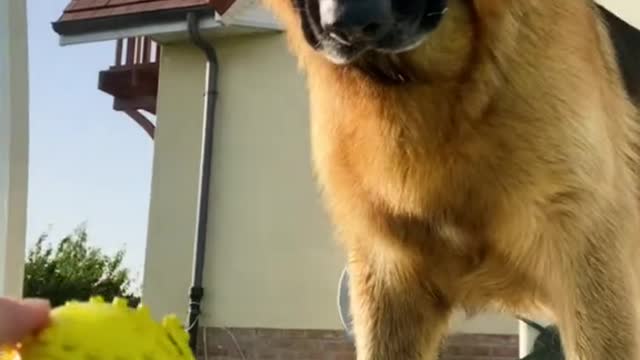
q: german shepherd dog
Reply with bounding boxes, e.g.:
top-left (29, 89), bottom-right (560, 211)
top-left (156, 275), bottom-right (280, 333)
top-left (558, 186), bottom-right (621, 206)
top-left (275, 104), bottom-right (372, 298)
top-left (262, 0), bottom-right (640, 358)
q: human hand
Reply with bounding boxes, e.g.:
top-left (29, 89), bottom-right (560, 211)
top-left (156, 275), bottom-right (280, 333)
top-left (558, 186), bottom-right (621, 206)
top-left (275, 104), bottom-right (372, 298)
top-left (0, 298), bottom-right (50, 346)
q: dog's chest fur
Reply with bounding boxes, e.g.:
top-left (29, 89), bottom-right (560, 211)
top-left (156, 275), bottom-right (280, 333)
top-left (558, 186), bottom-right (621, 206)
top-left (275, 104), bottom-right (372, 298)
top-left (304, 56), bottom-right (574, 308)
top-left (310, 76), bottom-right (520, 227)
top-left (313, 79), bottom-right (504, 247)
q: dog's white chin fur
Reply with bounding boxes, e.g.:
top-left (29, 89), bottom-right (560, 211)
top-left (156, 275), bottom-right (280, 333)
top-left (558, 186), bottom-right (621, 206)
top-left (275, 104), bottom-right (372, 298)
top-left (322, 47), bottom-right (361, 65)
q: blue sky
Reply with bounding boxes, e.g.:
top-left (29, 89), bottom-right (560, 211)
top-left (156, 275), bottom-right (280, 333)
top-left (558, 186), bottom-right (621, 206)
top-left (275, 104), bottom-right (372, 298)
top-left (26, 0), bottom-right (153, 284)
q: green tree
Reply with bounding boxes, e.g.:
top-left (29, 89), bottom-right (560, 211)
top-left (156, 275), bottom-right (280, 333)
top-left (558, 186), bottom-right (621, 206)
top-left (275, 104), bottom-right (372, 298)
top-left (23, 224), bottom-right (140, 307)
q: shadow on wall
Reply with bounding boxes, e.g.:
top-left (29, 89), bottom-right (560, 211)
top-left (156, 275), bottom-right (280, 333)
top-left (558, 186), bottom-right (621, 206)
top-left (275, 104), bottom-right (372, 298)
top-left (597, 3), bottom-right (640, 103)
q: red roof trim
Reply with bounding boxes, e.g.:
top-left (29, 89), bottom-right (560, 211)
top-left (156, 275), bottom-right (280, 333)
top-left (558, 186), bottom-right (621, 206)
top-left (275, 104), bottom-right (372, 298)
top-left (58, 0), bottom-right (235, 23)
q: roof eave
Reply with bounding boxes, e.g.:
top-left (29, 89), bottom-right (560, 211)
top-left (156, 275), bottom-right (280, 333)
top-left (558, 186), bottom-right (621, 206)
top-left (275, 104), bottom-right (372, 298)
top-left (53, 6), bottom-right (211, 35)
top-left (58, 16), bottom-right (222, 46)
top-left (52, 6), bottom-right (221, 46)
top-left (52, 4), bottom-right (281, 46)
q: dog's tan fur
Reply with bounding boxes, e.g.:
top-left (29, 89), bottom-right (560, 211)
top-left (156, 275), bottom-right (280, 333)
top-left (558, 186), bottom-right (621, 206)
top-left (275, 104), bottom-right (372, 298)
top-left (263, 0), bottom-right (640, 358)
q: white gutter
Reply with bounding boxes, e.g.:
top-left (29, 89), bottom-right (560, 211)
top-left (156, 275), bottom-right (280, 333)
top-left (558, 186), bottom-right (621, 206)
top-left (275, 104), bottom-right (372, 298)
top-left (59, 14), bottom-right (224, 46)
top-left (57, 2), bottom-right (282, 47)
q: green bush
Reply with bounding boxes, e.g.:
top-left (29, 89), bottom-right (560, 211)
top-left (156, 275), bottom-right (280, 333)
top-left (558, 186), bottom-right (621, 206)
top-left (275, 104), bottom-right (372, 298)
top-left (22, 224), bottom-right (140, 307)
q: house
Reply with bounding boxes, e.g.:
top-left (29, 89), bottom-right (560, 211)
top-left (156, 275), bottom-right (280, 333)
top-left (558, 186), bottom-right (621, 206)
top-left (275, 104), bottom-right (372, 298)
top-left (26, 0), bottom-right (637, 359)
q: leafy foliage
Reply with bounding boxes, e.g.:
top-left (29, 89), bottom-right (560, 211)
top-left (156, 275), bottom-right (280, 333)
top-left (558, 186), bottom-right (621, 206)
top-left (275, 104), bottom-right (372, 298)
top-left (23, 225), bottom-right (140, 307)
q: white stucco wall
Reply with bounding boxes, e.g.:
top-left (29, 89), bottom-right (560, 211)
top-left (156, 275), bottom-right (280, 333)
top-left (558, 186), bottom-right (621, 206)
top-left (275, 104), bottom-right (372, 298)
top-left (598, 0), bottom-right (640, 28)
top-left (199, 33), bottom-right (346, 330)
top-left (0, 0), bottom-right (29, 297)
top-left (141, 42), bottom-right (207, 319)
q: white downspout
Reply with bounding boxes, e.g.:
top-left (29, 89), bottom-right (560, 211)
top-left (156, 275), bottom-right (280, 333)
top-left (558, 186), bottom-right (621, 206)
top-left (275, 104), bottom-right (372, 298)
top-left (0, 0), bottom-right (30, 297)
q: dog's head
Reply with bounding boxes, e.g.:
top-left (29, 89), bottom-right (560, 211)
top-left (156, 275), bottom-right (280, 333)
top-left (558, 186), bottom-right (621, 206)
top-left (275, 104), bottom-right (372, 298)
top-left (293, 0), bottom-right (449, 64)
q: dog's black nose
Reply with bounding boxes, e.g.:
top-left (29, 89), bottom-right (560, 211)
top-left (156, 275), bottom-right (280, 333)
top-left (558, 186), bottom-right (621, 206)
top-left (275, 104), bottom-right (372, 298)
top-left (321, 2), bottom-right (392, 44)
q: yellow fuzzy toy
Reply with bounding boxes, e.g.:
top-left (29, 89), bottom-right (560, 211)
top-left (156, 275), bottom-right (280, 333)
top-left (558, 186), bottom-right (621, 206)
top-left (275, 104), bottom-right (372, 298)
top-left (0, 297), bottom-right (195, 360)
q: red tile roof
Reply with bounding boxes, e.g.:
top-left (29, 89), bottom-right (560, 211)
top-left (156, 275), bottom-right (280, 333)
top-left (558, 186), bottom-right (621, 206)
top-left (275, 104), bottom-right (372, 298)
top-left (59, 0), bottom-right (235, 22)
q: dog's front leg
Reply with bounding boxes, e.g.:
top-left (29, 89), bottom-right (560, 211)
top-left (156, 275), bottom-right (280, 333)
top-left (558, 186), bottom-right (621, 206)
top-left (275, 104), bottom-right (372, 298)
top-left (347, 251), bottom-right (452, 360)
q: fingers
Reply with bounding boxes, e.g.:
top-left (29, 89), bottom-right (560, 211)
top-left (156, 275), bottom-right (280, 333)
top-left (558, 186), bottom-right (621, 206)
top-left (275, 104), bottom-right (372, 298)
top-left (0, 298), bottom-right (50, 346)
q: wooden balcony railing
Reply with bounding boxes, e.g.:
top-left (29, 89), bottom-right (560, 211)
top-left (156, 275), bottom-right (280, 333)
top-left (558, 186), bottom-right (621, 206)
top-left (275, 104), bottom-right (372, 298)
top-left (114, 36), bottom-right (160, 69)
top-left (98, 36), bottom-right (160, 139)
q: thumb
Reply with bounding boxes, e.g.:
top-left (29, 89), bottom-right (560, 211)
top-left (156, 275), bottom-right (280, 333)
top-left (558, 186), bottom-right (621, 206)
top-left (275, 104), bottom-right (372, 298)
top-left (0, 298), bottom-right (50, 346)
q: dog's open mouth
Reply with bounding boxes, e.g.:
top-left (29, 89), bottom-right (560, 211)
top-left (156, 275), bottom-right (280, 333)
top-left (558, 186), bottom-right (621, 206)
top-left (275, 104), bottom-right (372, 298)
top-left (293, 0), bottom-right (324, 50)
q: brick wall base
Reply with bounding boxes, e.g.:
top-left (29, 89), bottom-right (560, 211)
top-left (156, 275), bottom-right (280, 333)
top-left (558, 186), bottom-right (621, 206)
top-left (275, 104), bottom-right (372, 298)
top-left (196, 327), bottom-right (518, 360)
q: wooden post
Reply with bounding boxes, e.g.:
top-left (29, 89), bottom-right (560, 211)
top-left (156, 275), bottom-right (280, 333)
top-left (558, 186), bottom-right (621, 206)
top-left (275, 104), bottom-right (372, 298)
top-left (0, 0), bottom-right (29, 297)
